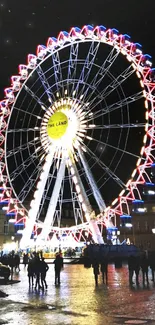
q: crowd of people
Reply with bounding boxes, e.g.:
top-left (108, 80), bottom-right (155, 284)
top-left (92, 256), bottom-right (108, 286)
top-left (0, 251), bottom-right (20, 279)
top-left (85, 250), bottom-right (155, 287)
top-left (0, 250), bottom-right (64, 289)
top-left (27, 251), bottom-right (64, 289)
top-left (1, 249), bottom-right (155, 289)
top-left (128, 251), bottom-right (155, 286)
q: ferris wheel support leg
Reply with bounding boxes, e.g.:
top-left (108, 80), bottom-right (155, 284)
top-left (20, 148), bottom-right (54, 249)
top-left (89, 220), bottom-right (104, 244)
top-left (70, 157), bottom-right (104, 244)
top-left (78, 148), bottom-right (106, 212)
top-left (38, 157), bottom-right (66, 242)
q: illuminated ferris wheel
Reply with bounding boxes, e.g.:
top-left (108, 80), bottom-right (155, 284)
top-left (0, 25), bottom-right (155, 248)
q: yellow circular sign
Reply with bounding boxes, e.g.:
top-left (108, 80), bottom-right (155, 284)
top-left (47, 111), bottom-right (68, 140)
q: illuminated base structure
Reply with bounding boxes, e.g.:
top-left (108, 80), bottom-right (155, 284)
top-left (20, 106), bottom-right (106, 249)
top-left (0, 25), bottom-right (155, 250)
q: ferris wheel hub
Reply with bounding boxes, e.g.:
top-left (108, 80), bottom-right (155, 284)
top-left (47, 111), bottom-right (68, 140)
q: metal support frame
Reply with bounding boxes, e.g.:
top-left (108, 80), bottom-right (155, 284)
top-left (20, 148), bottom-right (54, 247)
top-left (39, 157), bottom-right (66, 241)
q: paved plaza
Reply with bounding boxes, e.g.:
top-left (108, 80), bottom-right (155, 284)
top-left (0, 263), bottom-right (155, 325)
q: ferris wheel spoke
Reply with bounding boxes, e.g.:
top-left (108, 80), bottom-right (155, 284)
top-left (19, 158), bottom-right (57, 204)
top-left (7, 128), bottom-right (40, 133)
top-left (96, 65), bottom-right (135, 104)
top-left (51, 51), bottom-right (64, 94)
top-left (24, 85), bottom-right (48, 110)
top-left (6, 138), bottom-right (41, 158)
top-left (9, 149), bottom-right (44, 182)
top-left (36, 65), bottom-right (55, 104)
top-left (18, 164), bottom-right (43, 202)
top-left (67, 42), bottom-right (79, 95)
top-left (88, 136), bottom-right (143, 159)
top-left (80, 46), bottom-right (119, 103)
top-left (86, 123), bottom-right (147, 130)
top-left (75, 41), bottom-right (100, 97)
top-left (87, 91), bottom-right (144, 121)
top-left (13, 106), bottom-right (43, 119)
top-left (85, 144), bottom-right (126, 189)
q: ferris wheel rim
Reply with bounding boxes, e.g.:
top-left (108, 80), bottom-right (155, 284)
top-left (0, 24), bottom-right (155, 238)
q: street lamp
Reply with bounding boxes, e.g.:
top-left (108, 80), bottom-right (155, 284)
top-left (152, 228), bottom-right (155, 234)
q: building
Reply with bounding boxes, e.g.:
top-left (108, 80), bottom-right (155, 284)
top-left (0, 200), bottom-right (155, 251)
top-left (0, 208), bottom-right (19, 252)
top-left (118, 200), bottom-right (155, 250)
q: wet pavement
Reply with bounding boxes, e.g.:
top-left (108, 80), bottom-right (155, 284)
top-left (0, 263), bottom-right (155, 325)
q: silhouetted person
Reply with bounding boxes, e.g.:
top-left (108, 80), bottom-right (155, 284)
top-left (92, 258), bottom-right (100, 286)
top-left (54, 253), bottom-right (63, 285)
top-left (134, 256), bottom-right (140, 286)
top-left (27, 258), bottom-right (35, 287)
top-left (34, 254), bottom-right (42, 290)
top-left (128, 255), bottom-right (135, 286)
top-left (141, 252), bottom-right (149, 285)
top-left (14, 253), bottom-right (20, 272)
top-left (23, 253), bottom-right (28, 267)
top-left (8, 252), bottom-right (16, 280)
top-left (40, 258), bottom-right (49, 290)
top-left (149, 252), bottom-right (155, 282)
top-left (128, 255), bottom-right (141, 286)
top-left (100, 255), bottom-right (108, 284)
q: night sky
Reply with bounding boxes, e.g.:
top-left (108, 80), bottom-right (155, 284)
top-left (0, 0), bottom-right (155, 214)
top-left (0, 0), bottom-right (155, 98)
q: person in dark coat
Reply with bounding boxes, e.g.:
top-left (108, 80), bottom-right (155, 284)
top-left (34, 254), bottom-right (42, 290)
top-left (141, 252), bottom-right (149, 285)
top-left (23, 253), bottom-right (29, 267)
top-left (134, 255), bottom-right (140, 286)
top-left (128, 255), bottom-right (135, 286)
top-left (8, 252), bottom-right (16, 280)
top-left (92, 258), bottom-right (100, 286)
top-left (148, 252), bottom-right (155, 282)
top-left (27, 258), bottom-right (35, 287)
top-left (100, 255), bottom-right (108, 284)
top-left (128, 255), bottom-right (140, 286)
top-left (54, 253), bottom-right (63, 285)
top-left (14, 253), bottom-right (20, 272)
top-left (40, 258), bottom-right (49, 290)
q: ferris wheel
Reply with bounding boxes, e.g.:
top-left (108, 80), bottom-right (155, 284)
top-left (0, 25), bottom-right (155, 249)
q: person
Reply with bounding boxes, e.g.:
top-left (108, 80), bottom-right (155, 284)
top-left (14, 253), bottom-right (20, 272)
top-left (40, 257), bottom-right (49, 290)
top-left (148, 252), bottom-right (155, 282)
top-left (54, 253), bottom-right (63, 285)
top-left (100, 255), bottom-right (108, 284)
top-left (128, 255), bottom-right (135, 286)
top-left (23, 253), bottom-right (29, 267)
top-left (34, 254), bottom-right (42, 290)
top-left (140, 251), bottom-right (149, 285)
top-left (134, 255), bottom-right (140, 286)
top-left (8, 252), bottom-right (16, 280)
top-left (92, 258), bottom-right (100, 286)
top-left (27, 258), bottom-right (35, 287)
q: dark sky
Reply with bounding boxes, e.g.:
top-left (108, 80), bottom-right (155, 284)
top-left (0, 0), bottom-right (155, 98)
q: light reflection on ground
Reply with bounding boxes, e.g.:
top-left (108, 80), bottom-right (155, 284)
top-left (0, 263), bottom-right (155, 324)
